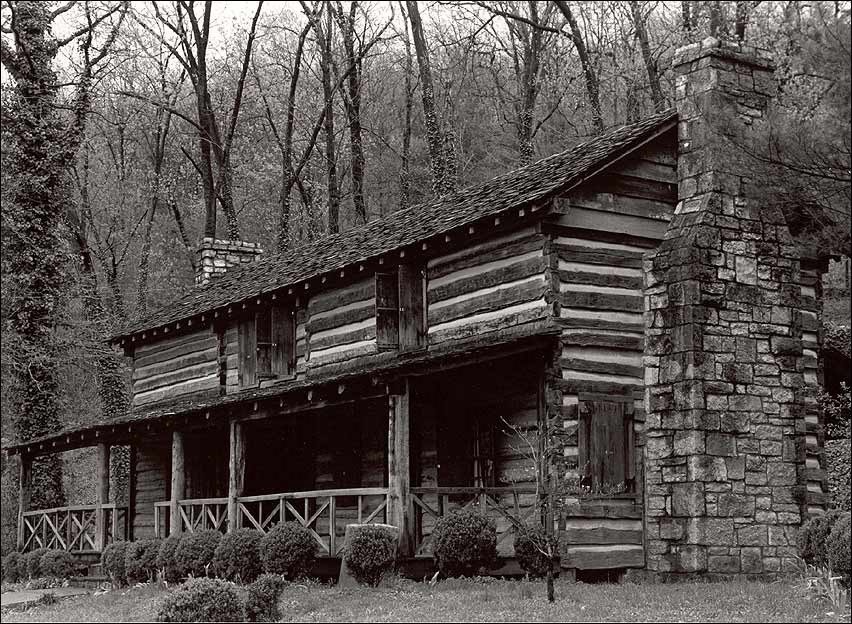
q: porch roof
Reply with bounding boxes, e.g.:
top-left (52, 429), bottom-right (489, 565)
top-left (113, 110), bottom-right (677, 345)
top-left (5, 320), bottom-right (561, 456)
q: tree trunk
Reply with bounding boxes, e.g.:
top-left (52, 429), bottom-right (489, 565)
top-left (406, 0), bottom-right (449, 197)
top-left (629, 0), bottom-right (665, 112)
top-left (399, 1), bottom-right (414, 211)
top-left (553, 1), bottom-right (605, 134)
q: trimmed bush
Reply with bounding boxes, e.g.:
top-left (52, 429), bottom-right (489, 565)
top-left (344, 525), bottom-right (397, 586)
top-left (259, 522), bottom-right (317, 580)
top-left (126, 538), bottom-right (162, 584)
top-left (17, 551), bottom-right (29, 580)
top-left (213, 528), bottom-right (263, 582)
top-left (432, 510), bottom-right (497, 577)
top-left (824, 438), bottom-right (851, 512)
top-left (175, 530), bottom-right (222, 578)
top-left (40, 549), bottom-right (75, 579)
top-left (102, 541), bottom-right (130, 586)
top-left (797, 510), bottom-right (843, 567)
top-left (157, 534), bottom-right (183, 583)
top-left (155, 577), bottom-right (245, 622)
top-left (514, 524), bottom-right (558, 578)
top-left (25, 548), bottom-right (50, 579)
top-left (827, 512), bottom-right (851, 585)
top-left (245, 573), bottom-right (287, 622)
top-left (3, 552), bottom-right (21, 583)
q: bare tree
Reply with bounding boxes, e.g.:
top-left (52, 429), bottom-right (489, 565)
top-left (628, 0), bottom-right (665, 112)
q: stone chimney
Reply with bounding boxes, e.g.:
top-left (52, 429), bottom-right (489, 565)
top-left (642, 38), bottom-right (810, 577)
top-left (195, 237), bottom-right (264, 286)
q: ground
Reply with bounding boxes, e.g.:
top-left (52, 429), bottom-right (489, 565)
top-left (1, 576), bottom-right (848, 623)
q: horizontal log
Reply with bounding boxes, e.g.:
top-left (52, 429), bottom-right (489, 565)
top-left (561, 332), bottom-right (643, 351)
top-left (307, 302), bottom-right (374, 334)
top-left (544, 224), bottom-right (661, 250)
top-left (557, 314), bottom-right (644, 333)
top-left (556, 377), bottom-right (643, 397)
top-left (583, 173), bottom-right (677, 205)
top-left (556, 245), bottom-right (643, 268)
top-left (429, 279), bottom-right (546, 326)
top-left (562, 526), bottom-right (643, 545)
top-left (560, 291), bottom-right (643, 313)
top-left (561, 357), bottom-right (643, 379)
top-left (134, 329), bottom-right (215, 357)
top-left (429, 235), bottom-right (544, 280)
top-left (429, 256), bottom-right (546, 304)
top-left (133, 376), bottom-right (219, 406)
top-left (610, 157), bottom-right (676, 184)
top-left (562, 544), bottom-right (645, 569)
top-left (558, 191), bottom-right (674, 221)
top-left (550, 207), bottom-right (668, 240)
top-left (428, 305), bottom-right (552, 345)
top-left (310, 325), bottom-right (377, 351)
top-left (559, 270), bottom-right (643, 290)
top-left (133, 346), bottom-right (218, 383)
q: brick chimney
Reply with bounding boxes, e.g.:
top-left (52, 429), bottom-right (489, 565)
top-left (195, 237), bottom-right (263, 286)
top-left (642, 38), bottom-right (811, 577)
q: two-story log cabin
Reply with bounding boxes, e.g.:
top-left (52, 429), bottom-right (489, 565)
top-left (5, 39), bottom-right (830, 578)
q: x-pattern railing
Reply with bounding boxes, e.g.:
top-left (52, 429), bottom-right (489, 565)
top-left (20, 504), bottom-right (128, 553)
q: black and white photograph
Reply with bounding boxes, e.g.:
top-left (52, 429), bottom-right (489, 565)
top-left (0, 0), bottom-right (850, 621)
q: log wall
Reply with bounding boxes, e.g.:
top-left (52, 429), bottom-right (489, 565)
top-left (131, 329), bottom-right (219, 406)
top-left (306, 277), bottom-right (377, 367)
top-left (130, 435), bottom-right (170, 539)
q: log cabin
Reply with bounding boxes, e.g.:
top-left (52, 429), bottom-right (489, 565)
top-left (4, 38), bottom-right (831, 578)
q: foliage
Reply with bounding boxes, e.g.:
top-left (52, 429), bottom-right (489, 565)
top-left (343, 525), bottom-right (398, 586)
top-left (259, 522), bottom-right (317, 580)
top-left (24, 547), bottom-right (50, 579)
top-left (432, 510), bottom-right (497, 577)
top-left (155, 577), bottom-right (245, 623)
top-left (175, 530), bottom-right (221, 578)
top-left (102, 541), bottom-right (130, 586)
top-left (819, 382), bottom-right (852, 440)
top-left (824, 438), bottom-right (852, 512)
top-left (827, 513), bottom-right (851, 585)
top-left (244, 573), bottom-right (287, 622)
top-left (213, 528), bottom-right (263, 583)
top-left (513, 524), bottom-right (558, 578)
top-left (797, 510), bottom-right (843, 567)
top-left (126, 539), bottom-right (163, 584)
top-left (157, 534), bottom-right (183, 583)
top-left (2, 551), bottom-right (20, 582)
top-left (40, 549), bottom-right (76, 579)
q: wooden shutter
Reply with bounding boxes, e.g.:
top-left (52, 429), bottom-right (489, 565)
top-left (376, 272), bottom-right (399, 349)
top-left (398, 264), bottom-right (425, 350)
top-left (238, 316), bottom-right (257, 387)
top-left (271, 306), bottom-right (295, 376)
top-left (255, 308), bottom-right (273, 377)
top-left (577, 399), bottom-right (630, 493)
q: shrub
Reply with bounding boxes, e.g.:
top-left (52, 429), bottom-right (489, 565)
top-left (797, 510), bottom-right (843, 567)
top-left (344, 525), bottom-right (398, 586)
top-left (125, 539), bottom-right (162, 584)
top-left (175, 530), bottom-right (222, 578)
top-left (244, 573), bottom-right (287, 622)
top-left (824, 438), bottom-right (851, 512)
top-left (102, 541), bottom-right (130, 586)
top-left (827, 512), bottom-right (851, 585)
top-left (157, 534), bottom-right (183, 583)
top-left (3, 552), bottom-right (20, 583)
top-left (513, 524), bottom-right (558, 578)
top-left (259, 522), bottom-right (317, 580)
top-left (17, 551), bottom-right (29, 580)
top-left (214, 528), bottom-right (263, 582)
top-left (432, 510), bottom-right (497, 577)
top-left (40, 549), bottom-right (75, 579)
top-left (25, 548), bottom-right (50, 579)
top-left (155, 577), bottom-right (245, 622)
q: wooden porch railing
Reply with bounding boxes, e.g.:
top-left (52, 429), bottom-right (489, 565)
top-left (410, 486), bottom-right (539, 557)
top-left (20, 504), bottom-right (128, 553)
top-left (236, 488), bottom-right (388, 557)
top-left (153, 498), bottom-right (229, 537)
top-left (153, 488), bottom-right (389, 557)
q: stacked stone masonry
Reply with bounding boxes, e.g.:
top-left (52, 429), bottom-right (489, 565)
top-left (641, 38), bottom-right (826, 577)
top-left (195, 237), bottom-right (264, 286)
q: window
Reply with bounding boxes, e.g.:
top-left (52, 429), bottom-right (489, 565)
top-left (577, 398), bottom-right (635, 494)
top-left (376, 264), bottom-right (426, 351)
top-left (239, 305), bottom-right (295, 387)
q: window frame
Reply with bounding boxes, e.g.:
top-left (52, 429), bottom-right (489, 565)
top-left (577, 395), bottom-right (635, 495)
top-left (238, 304), bottom-right (296, 388)
top-left (375, 264), bottom-right (426, 352)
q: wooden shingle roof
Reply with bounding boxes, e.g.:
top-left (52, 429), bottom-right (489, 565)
top-left (115, 109), bottom-right (676, 343)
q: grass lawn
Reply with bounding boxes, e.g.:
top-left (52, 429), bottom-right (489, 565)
top-left (2, 576), bottom-right (847, 623)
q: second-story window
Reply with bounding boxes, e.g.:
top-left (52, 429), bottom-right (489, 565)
top-left (376, 264), bottom-right (425, 351)
top-left (239, 305), bottom-right (295, 387)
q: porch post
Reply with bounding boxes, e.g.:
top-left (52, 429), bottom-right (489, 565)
top-left (227, 420), bottom-right (246, 532)
top-left (95, 443), bottom-right (111, 550)
top-left (169, 431), bottom-right (185, 536)
top-left (17, 454), bottom-right (32, 550)
top-left (388, 379), bottom-right (411, 556)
